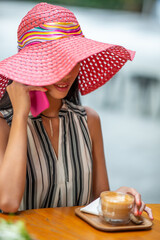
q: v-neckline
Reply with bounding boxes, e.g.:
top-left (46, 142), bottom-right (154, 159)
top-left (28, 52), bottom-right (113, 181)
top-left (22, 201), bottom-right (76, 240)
top-left (47, 119), bottom-right (60, 161)
top-left (40, 114), bottom-right (62, 162)
top-left (40, 100), bottom-right (67, 161)
top-left (29, 100), bottom-right (68, 161)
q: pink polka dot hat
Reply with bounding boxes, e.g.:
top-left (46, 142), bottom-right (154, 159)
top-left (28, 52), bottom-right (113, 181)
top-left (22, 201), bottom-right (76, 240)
top-left (0, 2), bottom-right (135, 99)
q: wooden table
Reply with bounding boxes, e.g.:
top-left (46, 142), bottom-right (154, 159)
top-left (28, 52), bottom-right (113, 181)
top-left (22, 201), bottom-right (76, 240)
top-left (0, 204), bottom-right (159, 240)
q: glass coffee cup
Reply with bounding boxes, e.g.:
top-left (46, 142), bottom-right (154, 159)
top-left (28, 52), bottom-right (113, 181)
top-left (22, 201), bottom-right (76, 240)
top-left (99, 191), bottom-right (134, 225)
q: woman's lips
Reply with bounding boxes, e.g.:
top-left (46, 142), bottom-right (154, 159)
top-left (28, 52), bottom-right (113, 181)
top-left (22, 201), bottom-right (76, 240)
top-left (54, 83), bottom-right (70, 92)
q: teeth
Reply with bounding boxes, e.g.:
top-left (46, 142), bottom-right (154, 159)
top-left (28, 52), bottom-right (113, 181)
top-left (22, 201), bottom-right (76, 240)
top-left (57, 85), bottom-right (68, 88)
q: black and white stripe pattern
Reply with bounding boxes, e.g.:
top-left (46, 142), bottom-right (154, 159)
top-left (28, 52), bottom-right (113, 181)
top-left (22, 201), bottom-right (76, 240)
top-left (0, 109), bottom-right (13, 126)
top-left (0, 100), bottom-right (92, 210)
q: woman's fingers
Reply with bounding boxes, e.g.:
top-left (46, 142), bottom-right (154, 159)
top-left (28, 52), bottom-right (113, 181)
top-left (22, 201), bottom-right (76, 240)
top-left (139, 202), bottom-right (153, 220)
top-left (134, 200), bottom-right (153, 220)
top-left (123, 188), bottom-right (143, 216)
top-left (133, 202), bottom-right (139, 216)
top-left (6, 82), bottom-right (47, 117)
top-left (134, 201), bottom-right (145, 216)
top-left (138, 201), bottom-right (145, 214)
top-left (118, 187), bottom-right (142, 210)
top-left (7, 81), bottom-right (47, 93)
top-left (129, 188), bottom-right (142, 206)
top-left (116, 186), bottom-right (142, 206)
top-left (115, 187), bottom-right (153, 220)
top-left (144, 205), bottom-right (154, 220)
top-left (26, 86), bottom-right (48, 92)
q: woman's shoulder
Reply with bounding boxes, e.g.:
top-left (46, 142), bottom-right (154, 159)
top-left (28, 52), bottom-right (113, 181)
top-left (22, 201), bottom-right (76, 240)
top-left (84, 106), bottom-right (101, 139)
top-left (64, 100), bottom-right (86, 116)
top-left (64, 101), bottom-right (101, 124)
top-left (84, 106), bottom-right (100, 122)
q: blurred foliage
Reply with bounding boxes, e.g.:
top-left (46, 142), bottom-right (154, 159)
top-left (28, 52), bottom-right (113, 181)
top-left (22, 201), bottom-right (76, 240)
top-left (26, 0), bottom-right (145, 12)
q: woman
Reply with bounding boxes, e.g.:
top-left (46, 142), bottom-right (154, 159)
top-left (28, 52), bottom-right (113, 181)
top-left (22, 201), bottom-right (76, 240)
top-left (0, 2), bottom-right (153, 219)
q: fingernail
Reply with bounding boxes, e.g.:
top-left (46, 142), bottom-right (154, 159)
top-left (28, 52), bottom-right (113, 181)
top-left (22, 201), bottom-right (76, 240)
top-left (135, 210), bottom-right (139, 216)
top-left (44, 88), bottom-right (48, 91)
top-left (139, 211), bottom-right (142, 215)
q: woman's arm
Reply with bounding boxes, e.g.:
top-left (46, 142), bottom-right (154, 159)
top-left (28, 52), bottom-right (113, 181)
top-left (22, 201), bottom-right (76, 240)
top-left (0, 113), bottom-right (28, 213)
top-left (85, 106), bottom-right (110, 200)
top-left (0, 82), bottom-right (47, 213)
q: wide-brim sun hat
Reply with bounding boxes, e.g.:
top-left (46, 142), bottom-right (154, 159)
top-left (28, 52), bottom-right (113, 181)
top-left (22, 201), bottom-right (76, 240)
top-left (0, 2), bottom-right (135, 100)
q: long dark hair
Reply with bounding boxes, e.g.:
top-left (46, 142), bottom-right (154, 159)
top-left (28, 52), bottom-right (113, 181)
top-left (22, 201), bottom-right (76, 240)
top-left (0, 80), bottom-right (13, 111)
top-left (0, 77), bottom-right (81, 112)
top-left (64, 76), bottom-right (81, 105)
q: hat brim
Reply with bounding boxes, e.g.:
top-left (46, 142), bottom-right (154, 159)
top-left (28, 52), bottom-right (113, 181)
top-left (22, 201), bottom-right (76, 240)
top-left (0, 36), bottom-right (135, 98)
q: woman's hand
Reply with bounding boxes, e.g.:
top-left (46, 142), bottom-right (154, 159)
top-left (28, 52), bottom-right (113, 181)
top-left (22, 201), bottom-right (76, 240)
top-left (6, 82), bottom-right (47, 119)
top-left (115, 186), bottom-right (153, 220)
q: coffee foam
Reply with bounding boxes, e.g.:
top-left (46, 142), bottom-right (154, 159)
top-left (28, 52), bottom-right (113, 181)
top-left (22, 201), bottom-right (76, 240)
top-left (101, 191), bottom-right (134, 204)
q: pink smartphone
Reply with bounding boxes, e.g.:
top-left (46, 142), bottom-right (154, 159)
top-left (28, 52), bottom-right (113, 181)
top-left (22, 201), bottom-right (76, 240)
top-left (29, 91), bottom-right (49, 117)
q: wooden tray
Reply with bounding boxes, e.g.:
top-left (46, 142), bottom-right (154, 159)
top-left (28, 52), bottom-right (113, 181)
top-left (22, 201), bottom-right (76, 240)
top-left (75, 207), bottom-right (153, 232)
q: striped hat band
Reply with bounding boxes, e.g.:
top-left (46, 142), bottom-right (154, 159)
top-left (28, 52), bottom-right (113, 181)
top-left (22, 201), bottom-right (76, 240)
top-left (18, 22), bottom-right (84, 51)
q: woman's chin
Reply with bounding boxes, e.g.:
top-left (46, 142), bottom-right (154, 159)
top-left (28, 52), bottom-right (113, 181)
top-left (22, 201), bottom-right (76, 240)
top-left (47, 92), bottom-right (68, 100)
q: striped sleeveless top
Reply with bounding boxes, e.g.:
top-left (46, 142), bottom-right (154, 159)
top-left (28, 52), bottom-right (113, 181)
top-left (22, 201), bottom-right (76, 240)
top-left (0, 100), bottom-right (92, 210)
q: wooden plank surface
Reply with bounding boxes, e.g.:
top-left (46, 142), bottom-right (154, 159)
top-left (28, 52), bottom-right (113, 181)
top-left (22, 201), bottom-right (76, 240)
top-left (0, 204), bottom-right (159, 240)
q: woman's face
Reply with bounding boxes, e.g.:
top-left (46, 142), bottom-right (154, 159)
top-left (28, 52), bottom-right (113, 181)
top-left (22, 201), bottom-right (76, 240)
top-left (44, 63), bottom-right (80, 100)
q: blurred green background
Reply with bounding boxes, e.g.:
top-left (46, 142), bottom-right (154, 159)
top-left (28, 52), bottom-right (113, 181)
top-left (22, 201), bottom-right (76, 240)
top-left (26, 0), bottom-right (155, 12)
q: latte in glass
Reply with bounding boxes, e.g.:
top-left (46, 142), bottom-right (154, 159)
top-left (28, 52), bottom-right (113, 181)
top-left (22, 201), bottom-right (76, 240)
top-left (100, 191), bottom-right (134, 225)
